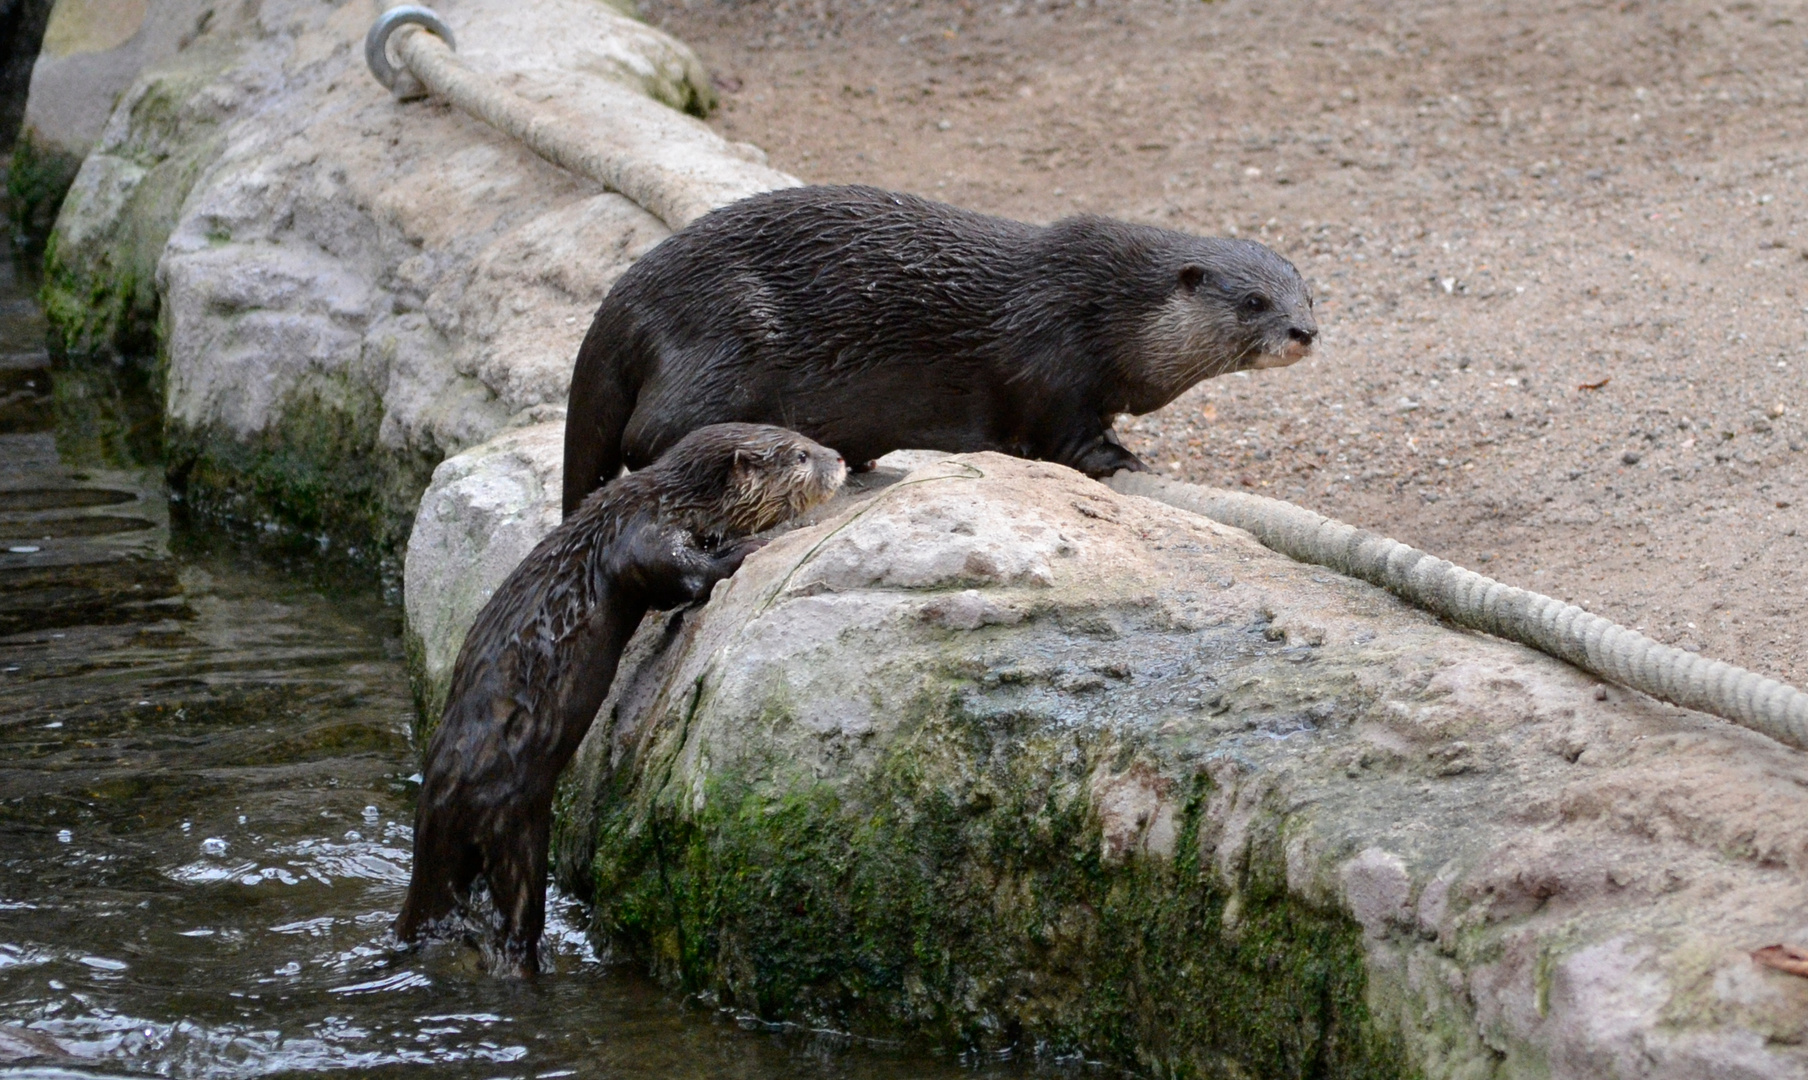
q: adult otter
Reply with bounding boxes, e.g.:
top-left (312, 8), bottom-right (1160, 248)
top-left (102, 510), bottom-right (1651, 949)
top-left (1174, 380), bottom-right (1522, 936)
top-left (563, 184), bottom-right (1316, 514)
top-left (397, 423), bottom-right (847, 975)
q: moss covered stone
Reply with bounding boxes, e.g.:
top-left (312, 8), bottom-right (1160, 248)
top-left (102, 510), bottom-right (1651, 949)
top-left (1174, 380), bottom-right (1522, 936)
top-left (586, 698), bottom-right (1411, 1078)
top-left (554, 453), bottom-right (1808, 1079)
top-left (166, 376), bottom-right (437, 562)
top-left (40, 52), bottom-right (231, 359)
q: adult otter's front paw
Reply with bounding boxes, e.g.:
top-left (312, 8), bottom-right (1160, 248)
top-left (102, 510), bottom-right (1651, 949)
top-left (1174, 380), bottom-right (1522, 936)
top-left (1071, 437), bottom-right (1148, 479)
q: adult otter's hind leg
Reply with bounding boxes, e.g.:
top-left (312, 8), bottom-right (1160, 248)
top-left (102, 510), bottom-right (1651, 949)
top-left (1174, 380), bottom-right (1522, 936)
top-left (563, 323), bottom-right (640, 516)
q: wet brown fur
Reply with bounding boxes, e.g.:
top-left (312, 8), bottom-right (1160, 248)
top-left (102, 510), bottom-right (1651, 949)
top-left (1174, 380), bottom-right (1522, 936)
top-left (395, 424), bottom-right (846, 975)
top-left (563, 184), bottom-right (1315, 514)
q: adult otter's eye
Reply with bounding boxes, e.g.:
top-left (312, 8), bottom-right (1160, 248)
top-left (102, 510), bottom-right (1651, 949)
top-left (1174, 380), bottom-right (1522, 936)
top-left (1242, 294), bottom-right (1270, 314)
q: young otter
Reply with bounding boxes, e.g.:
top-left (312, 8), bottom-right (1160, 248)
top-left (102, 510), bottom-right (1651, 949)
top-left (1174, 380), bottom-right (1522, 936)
top-left (397, 423), bottom-right (846, 975)
top-left (562, 184), bottom-right (1315, 514)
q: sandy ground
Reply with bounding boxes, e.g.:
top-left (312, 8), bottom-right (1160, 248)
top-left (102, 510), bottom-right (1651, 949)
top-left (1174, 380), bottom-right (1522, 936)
top-left (638, 0), bottom-right (1807, 687)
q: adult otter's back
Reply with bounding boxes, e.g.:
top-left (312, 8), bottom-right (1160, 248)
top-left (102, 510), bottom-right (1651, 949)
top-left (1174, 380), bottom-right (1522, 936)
top-left (563, 184), bottom-right (1316, 514)
top-left (397, 424), bottom-right (846, 975)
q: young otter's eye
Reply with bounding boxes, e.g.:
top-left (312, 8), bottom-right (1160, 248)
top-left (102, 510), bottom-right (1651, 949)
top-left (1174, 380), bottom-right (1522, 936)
top-left (797, 450), bottom-right (809, 464)
top-left (1241, 294), bottom-right (1270, 314)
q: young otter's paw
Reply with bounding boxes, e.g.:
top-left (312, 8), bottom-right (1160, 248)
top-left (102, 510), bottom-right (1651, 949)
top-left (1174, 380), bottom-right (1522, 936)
top-left (718, 536), bottom-right (769, 573)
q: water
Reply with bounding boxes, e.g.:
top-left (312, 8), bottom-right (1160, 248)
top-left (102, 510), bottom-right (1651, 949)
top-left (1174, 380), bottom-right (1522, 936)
top-left (0, 251), bottom-right (1059, 1077)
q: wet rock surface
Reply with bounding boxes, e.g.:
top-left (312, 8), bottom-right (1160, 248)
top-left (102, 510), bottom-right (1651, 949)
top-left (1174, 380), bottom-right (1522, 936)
top-left (555, 451), bottom-right (1808, 1079)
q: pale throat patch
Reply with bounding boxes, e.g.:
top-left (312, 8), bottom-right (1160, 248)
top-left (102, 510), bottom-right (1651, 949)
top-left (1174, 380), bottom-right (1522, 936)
top-left (1139, 293), bottom-right (1238, 396)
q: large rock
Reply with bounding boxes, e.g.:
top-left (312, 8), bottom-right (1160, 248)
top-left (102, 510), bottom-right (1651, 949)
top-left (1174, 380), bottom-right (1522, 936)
top-left (41, 0), bottom-right (791, 554)
top-left (402, 417), bottom-right (560, 723)
top-left (24, 0), bottom-right (214, 161)
top-left (552, 452), bottom-right (1808, 1079)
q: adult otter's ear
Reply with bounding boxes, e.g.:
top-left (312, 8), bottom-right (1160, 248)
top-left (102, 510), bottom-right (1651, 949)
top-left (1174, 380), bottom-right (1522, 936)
top-left (1177, 264), bottom-right (1207, 292)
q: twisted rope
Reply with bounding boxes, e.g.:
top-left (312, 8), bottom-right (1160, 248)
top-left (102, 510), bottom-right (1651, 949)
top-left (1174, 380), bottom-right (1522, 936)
top-left (390, 28), bottom-right (717, 228)
top-left (1109, 471), bottom-right (1808, 751)
top-left (364, 6), bottom-right (795, 229)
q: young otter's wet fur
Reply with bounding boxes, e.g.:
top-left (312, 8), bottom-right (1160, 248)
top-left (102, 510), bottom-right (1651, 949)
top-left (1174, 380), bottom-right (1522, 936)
top-left (563, 184), bottom-right (1315, 514)
top-left (397, 423), bottom-right (846, 975)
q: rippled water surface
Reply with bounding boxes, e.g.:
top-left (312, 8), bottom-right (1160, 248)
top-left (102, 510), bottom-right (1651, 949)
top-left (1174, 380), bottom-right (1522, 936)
top-left (0, 249), bottom-right (1053, 1078)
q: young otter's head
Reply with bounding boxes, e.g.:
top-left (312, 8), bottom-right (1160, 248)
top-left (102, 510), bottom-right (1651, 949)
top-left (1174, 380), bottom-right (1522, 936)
top-left (653, 423), bottom-right (847, 538)
top-left (1131, 236), bottom-right (1317, 409)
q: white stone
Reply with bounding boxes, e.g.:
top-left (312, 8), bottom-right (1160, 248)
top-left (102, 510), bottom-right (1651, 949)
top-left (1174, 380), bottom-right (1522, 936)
top-left (403, 419), bottom-right (563, 718)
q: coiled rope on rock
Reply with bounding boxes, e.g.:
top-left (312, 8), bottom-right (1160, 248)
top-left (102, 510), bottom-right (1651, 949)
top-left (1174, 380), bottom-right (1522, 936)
top-left (1110, 471), bottom-right (1808, 751)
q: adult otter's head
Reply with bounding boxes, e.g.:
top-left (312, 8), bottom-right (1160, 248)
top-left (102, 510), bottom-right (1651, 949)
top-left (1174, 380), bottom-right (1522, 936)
top-left (653, 423), bottom-right (847, 538)
top-left (1132, 236), bottom-right (1317, 408)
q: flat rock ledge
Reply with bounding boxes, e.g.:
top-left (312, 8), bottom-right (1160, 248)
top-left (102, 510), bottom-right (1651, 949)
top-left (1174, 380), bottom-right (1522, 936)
top-left (551, 452), bottom-right (1808, 1080)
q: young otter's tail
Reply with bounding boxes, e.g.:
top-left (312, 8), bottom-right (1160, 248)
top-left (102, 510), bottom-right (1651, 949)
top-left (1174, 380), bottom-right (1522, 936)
top-left (561, 314), bottom-right (637, 516)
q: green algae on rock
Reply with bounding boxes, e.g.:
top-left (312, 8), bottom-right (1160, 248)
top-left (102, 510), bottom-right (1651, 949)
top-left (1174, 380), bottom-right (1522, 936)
top-left (41, 48), bottom-right (237, 359)
top-left (165, 376), bottom-right (437, 562)
top-left (578, 709), bottom-right (1411, 1078)
top-left (5, 129), bottom-right (82, 252)
top-left (553, 453), bottom-right (1808, 1079)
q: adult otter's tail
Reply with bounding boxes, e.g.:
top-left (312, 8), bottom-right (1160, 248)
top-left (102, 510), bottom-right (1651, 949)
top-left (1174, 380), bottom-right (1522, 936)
top-left (561, 315), bottom-right (637, 516)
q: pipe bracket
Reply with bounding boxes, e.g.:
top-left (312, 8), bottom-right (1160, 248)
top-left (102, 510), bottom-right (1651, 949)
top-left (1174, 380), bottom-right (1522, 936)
top-left (365, 6), bottom-right (456, 94)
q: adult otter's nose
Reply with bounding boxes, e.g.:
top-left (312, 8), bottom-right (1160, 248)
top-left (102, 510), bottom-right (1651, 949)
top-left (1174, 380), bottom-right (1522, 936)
top-left (1253, 324), bottom-right (1317, 368)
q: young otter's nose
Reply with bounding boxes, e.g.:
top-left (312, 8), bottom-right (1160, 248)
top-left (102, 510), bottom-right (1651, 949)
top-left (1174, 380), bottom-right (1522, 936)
top-left (1288, 327), bottom-right (1316, 347)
